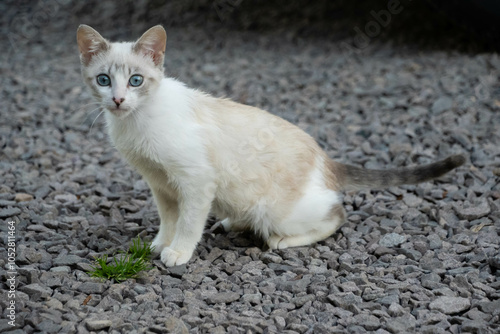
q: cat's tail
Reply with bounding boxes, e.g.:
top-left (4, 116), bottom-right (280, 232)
top-left (333, 155), bottom-right (466, 192)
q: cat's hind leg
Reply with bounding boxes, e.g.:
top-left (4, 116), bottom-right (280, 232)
top-left (267, 204), bottom-right (345, 250)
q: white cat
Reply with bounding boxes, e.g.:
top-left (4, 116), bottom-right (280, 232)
top-left (77, 25), bottom-right (465, 267)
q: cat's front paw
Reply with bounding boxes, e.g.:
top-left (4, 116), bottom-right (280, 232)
top-left (160, 247), bottom-right (193, 267)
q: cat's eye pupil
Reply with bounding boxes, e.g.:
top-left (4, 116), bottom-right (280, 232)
top-left (96, 74), bottom-right (110, 86)
top-left (129, 75), bottom-right (143, 87)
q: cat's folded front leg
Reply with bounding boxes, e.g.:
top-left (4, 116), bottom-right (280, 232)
top-left (160, 180), bottom-right (215, 267)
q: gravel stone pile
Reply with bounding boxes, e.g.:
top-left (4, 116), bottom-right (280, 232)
top-left (0, 1), bottom-right (499, 333)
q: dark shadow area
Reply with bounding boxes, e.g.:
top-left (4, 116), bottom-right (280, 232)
top-left (3, 1), bottom-right (498, 53)
top-left (68, 0), bottom-right (500, 53)
top-left (221, 0), bottom-right (500, 52)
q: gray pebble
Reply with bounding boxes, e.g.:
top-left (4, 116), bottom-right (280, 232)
top-left (327, 292), bottom-right (363, 312)
top-left (164, 317), bottom-right (189, 334)
top-left (242, 293), bottom-right (261, 305)
top-left (204, 247), bottom-right (224, 262)
top-left (273, 316), bottom-right (286, 330)
top-left (77, 282), bottom-right (107, 294)
top-left (478, 299), bottom-right (500, 314)
top-left (489, 254), bottom-right (500, 269)
top-left (388, 303), bottom-right (406, 317)
top-left (377, 294), bottom-right (400, 306)
top-left (260, 252), bottom-right (283, 264)
top-left (85, 319), bottom-right (112, 331)
top-left (379, 233), bottom-right (407, 248)
top-left (166, 263), bottom-right (188, 278)
top-left (427, 234), bottom-right (443, 250)
top-left (402, 193), bottom-right (423, 207)
top-left (17, 245), bottom-right (43, 264)
top-left (53, 255), bottom-right (85, 266)
top-left (461, 319), bottom-right (489, 333)
top-left (54, 193), bottom-right (78, 203)
top-left (163, 288), bottom-right (184, 304)
top-left (431, 96), bottom-right (453, 114)
top-left (49, 266), bottom-right (71, 273)
top-left (0, 207), bottom-right (21, 218)
top-left (429, 296), bottom-right (471, 314)
top-left (36, 320), bottom-right (62, 333)
top-left (20, 283), bottom-right (53, 300)
top-left (35, 185), bottom-right (51, 199)
top-left (276, 275), bottom-right (311, 294)
top-left (421, 272), bottom-right (442, 289)
top-left (0, 200), bottom-right (16, 207)
top-left (268, 263), bottom-right (294, 274)
top-left (396, 248), bottom-right (422, 261)
top-left (352, 314), bottom-right (380, 331)
top-left (205, 291), bottom-right (240, 304)
top-left (385, 314), bottom-right (416, 333)
top-left (454, 199), bottom-right (491, 220)
top-left (291, 294), bottom-right (315, 307)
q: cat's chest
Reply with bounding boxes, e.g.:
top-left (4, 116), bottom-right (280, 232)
top-left (107, 113), bottom-right (208, 179)
top-left (110, 129), bottom-right (177, 190)
top-left (111, 126), bottom-right (176, 169)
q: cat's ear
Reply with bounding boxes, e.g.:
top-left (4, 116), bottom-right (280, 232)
top-left (133, 25), bottom-right (167, 68)
top-left (77, 25), bottom-right (109, 66)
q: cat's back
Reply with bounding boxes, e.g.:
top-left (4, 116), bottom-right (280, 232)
top-left (196, 93), bottom-right (316, 149)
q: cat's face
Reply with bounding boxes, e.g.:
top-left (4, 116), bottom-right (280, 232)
top-left (77, 25), bottom-right (167, 119)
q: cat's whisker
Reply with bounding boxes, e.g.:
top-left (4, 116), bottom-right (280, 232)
top-left (83, 106), bottom-right (103, 127)
top-left (88, 108), bottom-right (105, 135)
top-left (67, 102), bottom-right (103, 125)
top-left (69, 102), bottom-right (101, 115)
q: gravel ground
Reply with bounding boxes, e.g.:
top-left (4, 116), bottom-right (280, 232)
top-left (1, 1), bottom-right (500, 333)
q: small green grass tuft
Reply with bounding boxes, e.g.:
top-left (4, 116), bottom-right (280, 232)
top-left (88, 237), bottom-right (154, 282)
top-left (128, 236), bottom-right (153, 260)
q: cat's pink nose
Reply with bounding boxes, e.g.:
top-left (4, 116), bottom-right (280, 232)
top-left (112, 97), bottom-right (125, 107)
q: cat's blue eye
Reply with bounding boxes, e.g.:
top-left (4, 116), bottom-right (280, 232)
top-left (129, 75), bottom-right (144, 87)
top-left (96, 74), bottom-right (111, 86)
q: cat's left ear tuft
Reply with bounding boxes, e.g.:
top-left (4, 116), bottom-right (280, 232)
top-left (133, 25), bottom-right (167, 68)
top-left (77, 25), bottom-right (109, 66)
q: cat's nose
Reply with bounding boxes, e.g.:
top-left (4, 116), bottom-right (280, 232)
top-left (112, 97), bottom-right (125, 107)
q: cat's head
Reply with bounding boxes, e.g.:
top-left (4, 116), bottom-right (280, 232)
top-left (77, 25), bottom-right (166, 119)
